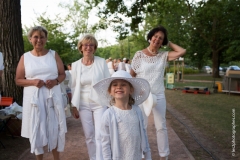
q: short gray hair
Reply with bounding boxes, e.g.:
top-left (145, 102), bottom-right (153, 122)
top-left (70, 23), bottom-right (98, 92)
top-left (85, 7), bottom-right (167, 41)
top-left (77, 34), bottom-right (98, 54)
top-left (27, 26), bottom-right (48, 41)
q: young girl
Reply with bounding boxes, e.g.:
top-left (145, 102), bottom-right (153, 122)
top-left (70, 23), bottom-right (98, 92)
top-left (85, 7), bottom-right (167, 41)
top-left (93, 70), bottom-right (152, 160)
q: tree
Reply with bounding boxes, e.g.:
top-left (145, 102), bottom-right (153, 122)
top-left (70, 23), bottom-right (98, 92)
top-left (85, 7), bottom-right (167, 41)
top-left (0, 0), bottom-right (24, 104)
top-left (190, 0), bottom-right (240, 77)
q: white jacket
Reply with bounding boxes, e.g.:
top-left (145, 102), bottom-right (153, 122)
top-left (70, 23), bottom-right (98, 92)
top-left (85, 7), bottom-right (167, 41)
top-left (30, 87), bottom-right (67, 153)
top-left (71, 56), bottom-right (110, 109)
top-left (101, 105), bottom-right (152, 160)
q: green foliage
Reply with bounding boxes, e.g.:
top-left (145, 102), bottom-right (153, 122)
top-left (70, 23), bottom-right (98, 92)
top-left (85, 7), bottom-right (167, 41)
top-left (21, 0), bottom-right (240, 71)
top-left (22, 13), bottom-right (80, 64)
top-left (22, 27), bottom-right (33, 52)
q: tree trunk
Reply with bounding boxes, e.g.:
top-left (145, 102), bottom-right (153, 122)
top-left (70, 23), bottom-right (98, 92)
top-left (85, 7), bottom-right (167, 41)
top-left (212, 50), bottom-right (220, 78)
top-left (0, 0), bottom-right (24, 105)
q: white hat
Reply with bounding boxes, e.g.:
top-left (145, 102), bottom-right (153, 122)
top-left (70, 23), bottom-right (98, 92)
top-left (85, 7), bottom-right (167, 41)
top-left (93, 70), bottom-right (150, 106)
top-left (123, 58), bottom-right (127, 61)
top-left (142, 92), bottom-right (157, 116)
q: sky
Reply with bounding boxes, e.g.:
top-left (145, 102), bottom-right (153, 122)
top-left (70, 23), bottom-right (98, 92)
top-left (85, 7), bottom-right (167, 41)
top-left (20, 0), bottom-right (118, 47)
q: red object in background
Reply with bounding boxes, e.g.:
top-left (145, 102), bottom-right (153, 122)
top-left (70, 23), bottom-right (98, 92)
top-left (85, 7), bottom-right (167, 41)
top-left (0, 97), bottom-right (13, 107)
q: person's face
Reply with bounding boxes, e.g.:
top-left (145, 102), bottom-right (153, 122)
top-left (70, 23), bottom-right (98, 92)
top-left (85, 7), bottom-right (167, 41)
top-left (30, 31), bottom-right (47, 50)
top-left (109, 79), bottom-right (133, 101)
top-left (150, 31), bottom-right (164, 48)
top-left (80, 41), bottom-right (96, 56)
top-left (67, 65), bottom-right (71, 70)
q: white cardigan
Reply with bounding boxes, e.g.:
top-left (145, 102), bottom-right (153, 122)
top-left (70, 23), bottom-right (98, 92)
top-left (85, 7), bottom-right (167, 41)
top-left (71, 56), bottom-right (110, 110)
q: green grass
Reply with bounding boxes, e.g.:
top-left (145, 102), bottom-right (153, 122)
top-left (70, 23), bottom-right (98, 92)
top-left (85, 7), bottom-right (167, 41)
top-left (183, 74), bottom-right (223, 81)
top-left (165, 85), bottom-right (240, 157)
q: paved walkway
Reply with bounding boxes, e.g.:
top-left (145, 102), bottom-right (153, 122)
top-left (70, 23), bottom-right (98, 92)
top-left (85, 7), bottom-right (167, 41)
top-left (19, 111), bottom-right (195, 160)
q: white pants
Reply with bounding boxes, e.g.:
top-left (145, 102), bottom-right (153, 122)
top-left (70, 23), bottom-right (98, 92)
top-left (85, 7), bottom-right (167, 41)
top-left (140, 92), bottom-right (170, 157)
top-left (79, 101), bottom-right (107, 160)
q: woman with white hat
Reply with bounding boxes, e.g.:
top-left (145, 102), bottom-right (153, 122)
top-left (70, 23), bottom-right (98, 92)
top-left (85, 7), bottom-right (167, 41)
top-left (130, 25), bottom-right (186, 160)
top-left (93, 70), bottom-right (152, 160)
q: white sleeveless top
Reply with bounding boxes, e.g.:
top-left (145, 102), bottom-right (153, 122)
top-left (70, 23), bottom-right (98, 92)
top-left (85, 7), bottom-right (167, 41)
top-left (131, 51), bottom-right (168, 94)
top-left (113, 106), bottom-right (141, 160)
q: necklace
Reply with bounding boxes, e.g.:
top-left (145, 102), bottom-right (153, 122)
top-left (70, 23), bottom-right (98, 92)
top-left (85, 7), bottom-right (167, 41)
top-left (82, 57), bottom-right (94, 66)
top-left (147, 47), bottom-right (157, 55)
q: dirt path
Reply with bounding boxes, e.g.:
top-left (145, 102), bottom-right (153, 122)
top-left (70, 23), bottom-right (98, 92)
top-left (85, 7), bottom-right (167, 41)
top-left (18, 111), bottom-right (194, 160)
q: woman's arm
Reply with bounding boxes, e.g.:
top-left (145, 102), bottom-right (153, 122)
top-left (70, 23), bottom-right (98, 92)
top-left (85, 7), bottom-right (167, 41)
top-left (104, 60), bottom-right (111, 78)
top-left (55, 52), bottom-right (66, 82)
top-left (70, 61), bottom-right (80, 118)
top-left (167, 41), bottom-right (186, 61)
top-left (130, 69), bottom-right (136, 77)
top-left (15, 55), bottom-right (45, 88)
top-left (45, 52), bottom-right (66, 89)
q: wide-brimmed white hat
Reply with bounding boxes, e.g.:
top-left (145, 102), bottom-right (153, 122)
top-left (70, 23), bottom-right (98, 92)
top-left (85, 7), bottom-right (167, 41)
top-left (93, 70), bottom-right (150, 106)
top-left (142, 92), bottom-right (157, 116)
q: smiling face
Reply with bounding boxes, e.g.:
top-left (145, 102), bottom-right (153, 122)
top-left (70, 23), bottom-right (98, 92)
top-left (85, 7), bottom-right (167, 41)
top-left (77, 35), bottom-right (98, 56)
top-left (108, 79), bottom-right (134, 101)
top-left (29, 31), bottom-right (47, 50)
top-left (149, 31), bottom-right (165, 48)
top-left (80, 40), bottom-right (96, 56)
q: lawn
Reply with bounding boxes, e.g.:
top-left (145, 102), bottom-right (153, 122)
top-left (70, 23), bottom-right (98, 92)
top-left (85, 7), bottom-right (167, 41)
top-left (183, 74), bottom-right (223, 81)
top-left (165, 74), bottom-right (239, 159)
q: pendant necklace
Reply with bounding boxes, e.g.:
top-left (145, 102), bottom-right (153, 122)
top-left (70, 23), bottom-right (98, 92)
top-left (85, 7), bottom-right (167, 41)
top-left (147, 47), bottom-right (157, 55)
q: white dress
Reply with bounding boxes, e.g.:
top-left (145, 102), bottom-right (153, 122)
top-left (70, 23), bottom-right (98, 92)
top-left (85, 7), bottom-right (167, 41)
top-left (113, 106), bottom-right (142, 160)
top-left (21, 50), bottom-right (66, 140)
top-left (107, 61), bottom-right (115, 75)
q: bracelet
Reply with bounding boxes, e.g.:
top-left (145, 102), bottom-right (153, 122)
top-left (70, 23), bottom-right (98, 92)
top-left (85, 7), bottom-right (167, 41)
top-left (56, 79), bottom-right (59, 85)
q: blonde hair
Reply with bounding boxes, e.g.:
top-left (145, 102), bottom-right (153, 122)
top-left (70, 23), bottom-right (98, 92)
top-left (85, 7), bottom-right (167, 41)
top-left (27, 26), bottom-right (48, 41)
top-left (77, 34), bottom-right (98, 54)
top-left (108, 80), bottom-right (135, 106)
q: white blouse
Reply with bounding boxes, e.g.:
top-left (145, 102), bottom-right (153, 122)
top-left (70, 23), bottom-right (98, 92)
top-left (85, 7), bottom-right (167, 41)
top-left (131, 51), bottom-right (168, 94)
top-left (113, 106), bottom-right (142, 160)
top-left (80, 63), bottom-right (93, 102)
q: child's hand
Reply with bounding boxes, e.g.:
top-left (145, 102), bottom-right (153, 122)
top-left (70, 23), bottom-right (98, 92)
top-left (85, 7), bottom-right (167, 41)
top-left (71, 107), bottom-right (79, 119)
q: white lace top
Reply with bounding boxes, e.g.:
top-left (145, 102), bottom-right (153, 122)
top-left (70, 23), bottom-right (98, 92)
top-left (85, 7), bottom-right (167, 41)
top-left (131, 51), bottom-right (168, 94)
top-left (113, 106), bottom-right (142, 160)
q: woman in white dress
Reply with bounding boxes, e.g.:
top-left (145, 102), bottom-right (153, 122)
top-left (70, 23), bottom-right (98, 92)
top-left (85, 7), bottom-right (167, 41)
top-left (15, 26), bottom-right (67, 160)
top-left (107, 57), bottom-right (115, 75)
top-left (71, 34), bottom-right (110, 160)
top-left (130, 25), bottom-right (186, 160)
top-left (93, 70), bottom-right (152, 160)
top-left (125, 59), bottom-right (131, 73)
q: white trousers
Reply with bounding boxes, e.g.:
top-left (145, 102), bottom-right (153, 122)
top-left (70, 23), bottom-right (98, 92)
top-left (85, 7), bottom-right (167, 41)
top-left (140, 92), bottom-right (170, 157)
top-left (79, 101), bottom-right (107, 160)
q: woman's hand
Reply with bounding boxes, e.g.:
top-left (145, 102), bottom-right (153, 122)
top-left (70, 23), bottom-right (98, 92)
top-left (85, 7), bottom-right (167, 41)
top-left (71, 107), bottom-right (79, 119)
top-left (33, 79), bottom-right (45, 88)
top-left (45, 79), bottom-right (57, 89)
